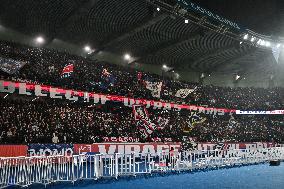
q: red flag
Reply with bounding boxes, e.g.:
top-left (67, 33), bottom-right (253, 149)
top-left (61, 64), bottom-right (74, 78)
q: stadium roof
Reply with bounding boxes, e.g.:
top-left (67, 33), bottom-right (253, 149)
top-left (193, 0), bottom-right (284, 37)
top-left (0, 0), bottom-right (281, 80)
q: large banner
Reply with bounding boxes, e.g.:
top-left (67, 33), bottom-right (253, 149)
top-left (74, 143), bottom-right (181, 156)
top-left (102, 137), bottom-right (173, 142)
top-left (0, 145), bottom-right (27, 157)
top-left (196, 142), bottom-right (277, 151)
top-left (236, 110), bottom-right (284, 115)
top-left (0, 143), bottom-right (282, 157)
top-left (74, 142), bottom-right (279, 156)
top-left (0, 80), bottom-right (232, 115)
top-left (28, 144), bottom-right (73, 156)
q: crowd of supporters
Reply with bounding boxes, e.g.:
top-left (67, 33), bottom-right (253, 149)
top-left (1, 40), bottom-right (283, 110)
top-left (0, 98), bottom-right (283, 144)
top-left (0, 40), bottom-right (284, 144)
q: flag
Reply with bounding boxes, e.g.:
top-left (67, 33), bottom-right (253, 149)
top-left (0, 57), bottom-right (27, 74)
top-left (272, 45), bottom-right (281, 63)
top-left (175, 87), bottom-right (197, 98)
top-left (228, 115), bottom-right (238, 128)
top-left (133, 105), bottom-right (157, 138)
top-left (145, 81), bottom-right (163, 98)
top-left (61, 63), bottom-right (74, 78)
top-left (182, 136), bottom-right (198, 151)
top-left (184, 111), bottom-right (206, 132)
top-left (100, 68), bottom-right (116, 89)
top-left (102, 68), bottom-right (110, 77)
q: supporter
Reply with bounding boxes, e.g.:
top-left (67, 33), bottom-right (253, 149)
top-left (52, 133), bottom-right (59, 144)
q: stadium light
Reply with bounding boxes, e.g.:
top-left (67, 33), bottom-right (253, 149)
top-left (251, 37), bottom-right (255, 42)
top-left (265, 41), bottom-right (271, 47)
top-left (243, 34), bottom-right (248, 40)
top-left (163, 64), bottom-right (167, 69)
top-left (157, 7), bottom-right (160, 11)
top-left (239, 41), bottom-right (243, 44)
top-left (36, 36), bottom-right (45, 44)
top-left (185, 19), bottom-right (189, 24)
top-left (84, 46), bottom-right (91, 52)
top-left (260, 40), bottom-right (266, 46)
top-left (124, 53), bottom-right (131, 60)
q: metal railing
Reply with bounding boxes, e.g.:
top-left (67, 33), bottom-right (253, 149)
top-left (0, 147), bottom-right (283, 188)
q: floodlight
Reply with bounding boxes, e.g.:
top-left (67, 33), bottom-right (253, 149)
top-left (84, 46), bottom-right (91, 52)
top-left (124, 54), bottom-right (131, 60)
top-left (260, 40), bottom-right (266, 46)
top-left (36, 36), bottom-right (44, 44)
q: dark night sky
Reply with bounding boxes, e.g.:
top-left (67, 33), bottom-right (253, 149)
top-left (193, 0), bottom-right (284, 37)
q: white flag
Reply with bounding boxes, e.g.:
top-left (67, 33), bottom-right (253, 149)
top-left (175, 87), bottom-right (196, 98)
top-left (145, 81), bottom-right (163, 98)
top-left (272, 45), bottom-right (281, 63)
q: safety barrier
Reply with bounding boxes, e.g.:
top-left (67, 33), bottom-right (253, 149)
top-left (0, 147), bottom-right (284, 188)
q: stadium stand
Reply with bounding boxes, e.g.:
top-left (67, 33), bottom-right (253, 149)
top-left (0, 40), bottom-right (284, 144)
top-left (0, 40), bottom-right (283, 110)
top-left (0, 1), bottom-right (284, 188)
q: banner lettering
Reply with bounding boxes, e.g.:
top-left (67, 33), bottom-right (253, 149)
top-left (0, 80), bottom-right (231, 114)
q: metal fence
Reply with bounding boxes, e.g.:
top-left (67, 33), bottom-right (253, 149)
top-left (0, 147), bottom-right (284, 188)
